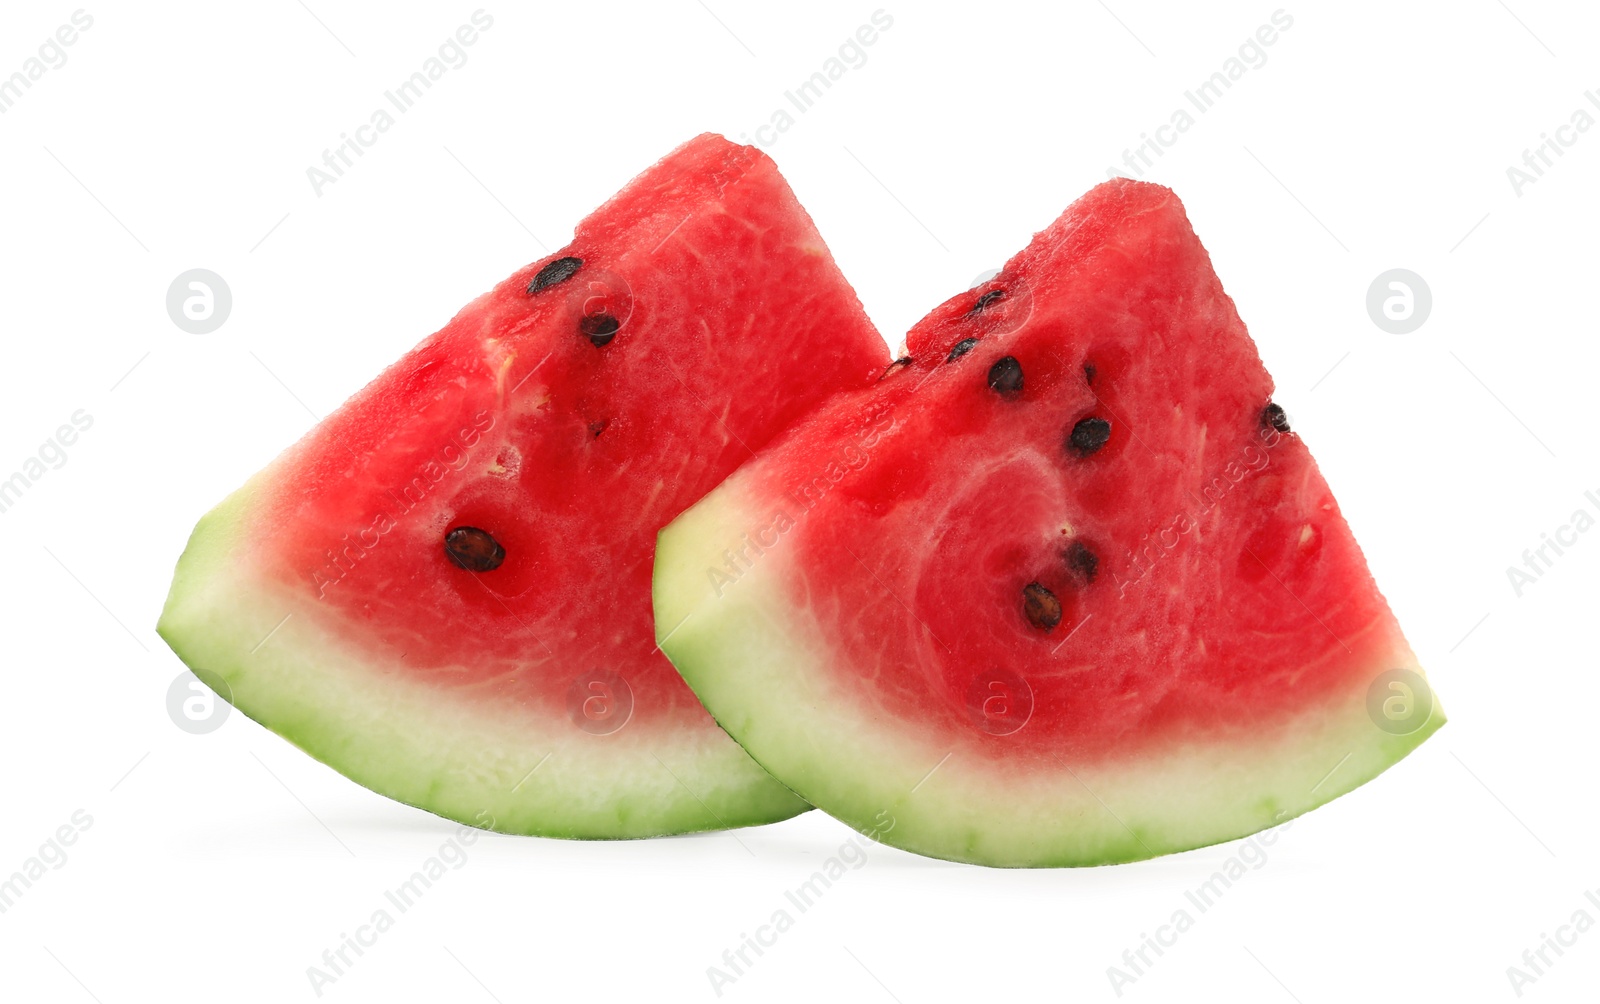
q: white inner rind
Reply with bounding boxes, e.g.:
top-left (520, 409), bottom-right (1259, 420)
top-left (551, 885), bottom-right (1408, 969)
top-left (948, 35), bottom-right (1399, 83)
top-left (655, 479), bottom-right (1442, 867)
top-left (159, 482), bottom-right (808, 838)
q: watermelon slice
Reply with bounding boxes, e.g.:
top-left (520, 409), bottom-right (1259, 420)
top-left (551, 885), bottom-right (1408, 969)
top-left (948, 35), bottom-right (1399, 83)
top-left (654, 179), bottom-right (1443, 866)
top-left (158, 135), bottom-right (890, 837)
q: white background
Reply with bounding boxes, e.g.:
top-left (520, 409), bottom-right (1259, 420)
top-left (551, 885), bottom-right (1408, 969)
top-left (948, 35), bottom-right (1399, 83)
top-left (1, 1), bottom-right (1595, 1001)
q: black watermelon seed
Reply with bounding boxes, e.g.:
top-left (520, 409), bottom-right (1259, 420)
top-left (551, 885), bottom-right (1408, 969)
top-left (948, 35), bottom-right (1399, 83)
top-left (947, 338), bottom-right (978, 362)
top-left (1064, 540), bottom-right (1098, 583)
top-left (987, 356), bottom-right (1024, 396)
top-left (1022, 582), bottom-right (1062, 631)
top-left (968, 289), bottom-right (1005, 315)
top-left (1068, 417), bottom-right (1112, 455)
top-left (1264, 402), bottom-right (1290, 433)
top-left (1084, 362), bottom-right (1097, 384)
top-left (580, 313), bottom-right (620, 346)
top-left (528, 256), bottom-right (583, 294)
top-left (588, 419), bottom-right (608, 438)
top-left (444, 526), bottom-right (505, 572)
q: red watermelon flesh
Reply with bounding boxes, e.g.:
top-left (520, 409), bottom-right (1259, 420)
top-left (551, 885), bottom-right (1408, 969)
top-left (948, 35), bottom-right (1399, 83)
top-left (158, 134), bottom-right (889, 837)
top-left (655, 179), bottom-right (1443, 866)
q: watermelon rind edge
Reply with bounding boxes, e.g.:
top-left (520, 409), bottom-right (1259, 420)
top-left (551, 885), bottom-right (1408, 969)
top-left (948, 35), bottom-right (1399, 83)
top-left (652, 476), bottom-right (1444, 868)
top-left (158, 480), bottom-right (811, 840)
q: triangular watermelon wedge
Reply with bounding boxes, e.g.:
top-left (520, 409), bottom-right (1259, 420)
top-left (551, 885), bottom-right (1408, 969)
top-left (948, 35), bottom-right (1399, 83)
top-left (158, 135), bottom-right (891, 837)
top-left (655, 179), bottom-right (1444, 866)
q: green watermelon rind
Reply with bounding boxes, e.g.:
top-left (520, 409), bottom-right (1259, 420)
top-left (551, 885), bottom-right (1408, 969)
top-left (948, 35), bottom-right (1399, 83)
top-left (159, 479), bottom-right (810, 839)
top-left (653, 477), bottom-right (1444, 868)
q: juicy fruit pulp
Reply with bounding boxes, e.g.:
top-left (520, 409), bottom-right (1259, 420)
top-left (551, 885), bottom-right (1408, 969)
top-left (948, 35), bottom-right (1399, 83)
top-left (656, 179), bottom-right (1443, 866)
top-left (159, 134), bottom-right (890, 837)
